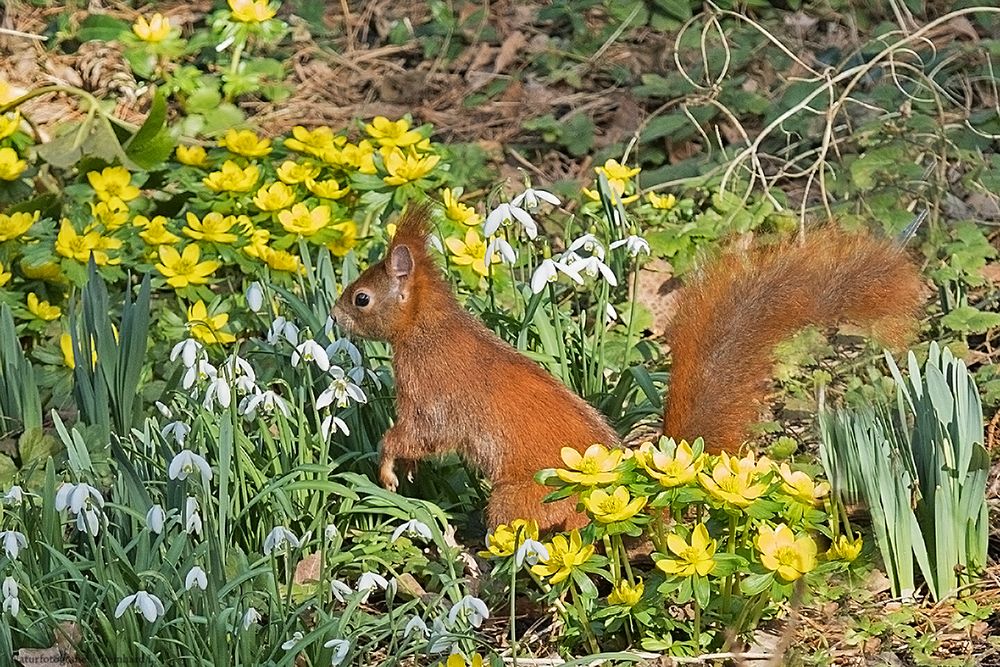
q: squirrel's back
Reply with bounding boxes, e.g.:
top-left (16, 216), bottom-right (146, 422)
top-left (663, 227), bottom-right (925, 453)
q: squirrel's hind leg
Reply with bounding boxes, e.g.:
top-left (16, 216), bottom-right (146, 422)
top-left (487, 481), bottom-right (587, 533)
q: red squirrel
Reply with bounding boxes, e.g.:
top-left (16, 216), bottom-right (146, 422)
top-left (332, 204), bottom-right (924, 531)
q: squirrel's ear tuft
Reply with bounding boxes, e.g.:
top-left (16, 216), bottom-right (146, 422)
top-left (391, 203), bottom-right (432, 248)
top-left (389, 244), bottom-right (414, 278)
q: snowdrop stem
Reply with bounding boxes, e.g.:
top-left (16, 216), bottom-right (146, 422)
top-left (570, 585), bottom-right (600, 654)
top-left (509, 545), bottom-right (519, 662)
top-left (547, 282), bottom-right (571, 386)
top-left (624, 264), bottom-right (641, 365)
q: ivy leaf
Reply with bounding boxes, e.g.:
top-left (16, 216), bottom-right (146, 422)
top-left (77, 14), bottom-right (130, 42)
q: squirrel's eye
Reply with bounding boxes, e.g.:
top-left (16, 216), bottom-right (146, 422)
top-left (354, 292), bottom-right (371, 308)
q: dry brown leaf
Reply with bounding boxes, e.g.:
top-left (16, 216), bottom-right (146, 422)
top-left (293, 552), bottom-right (322, 585)
top-left (493, 30), bottom-right (527, 74)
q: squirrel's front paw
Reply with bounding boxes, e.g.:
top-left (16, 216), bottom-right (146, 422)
top-left (379, 458), bottom-right (400, 492)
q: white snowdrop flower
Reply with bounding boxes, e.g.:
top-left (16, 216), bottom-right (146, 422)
top-left (263, 526), bottom-right (301, 555)
top-left (185, 566), bottom-right (208, 591)
top-left (515, 539), bottom-right (549, 568)
top-left (391, 519), bottom-right (432, 543)
top-left (326, 338), bottom-right (362, 367)
top-left (56, 483), bottom-right (105, 537)
top-left (484, 202), bottom-right (538, 239)
top-left (610, 234), bottom-right (650, 256)
top-left (512, 187), bottom-right (560, 210)
top-left (267, 317), bottom-right (299, 346)
top-left (292, 339), bottom-right (331, 372)
top-left (317, 369), bottom-right (367, 410)
top-left (324, 315), bottom-right (336, 338)
top-left (403, 615), bottom-right (429, 638)
top-left (170, 338), bottom-right (203, 368)
top-left (3, 485), bottom-right (23, 505)
top-left (221, 355), bottom-right (257, 395)
top-left (530, 257), bottom-right (584, 294)
top-left (114, 591), bottom-right (165, 623)
top-left (240, 390), bottom-right (290, 421)
top-left (281, 631), bottom-right (304, 650)
top-left (246, 282), bottom-right (264, 312)
top-left (324, 523), bottom-right (340, 542)
top-left (161, 420), bottom-right (191, 446)
top-left (320, 414), bottom-right (350, 440)
top-left (428, 234), bottom-right (444, 255)
top-left (356, 572), bottom-right (389, 602)
top-left (330, 579), bottom-right (352, 603)
top-left (168, 450), bottom-right (213, 482)
top-left (184, 496), bottom-right (202, 536)
top-left (0, 531), bottom-right (26, 560)
top-left (574, 255), bottom-right (618, 287)
top-left (448, 595), bottom-right (489, 628)
top-left (203, 376), bottom-right (232, 411)
top-left (606, 303), bottom-right (618, 325)
top-left (154, 401), bottom-right (172, 419)
top-left (324, 639), bottom-right (350, 666)
top-left (567, 233), bottom-right (606, 260)
top-left (182, 359), bottom-right (217, 391)
top-left (146, 504), bottom-right (166, 534)
top-left (241, 606), bottom-right (261, 630)
top-left (484, 236), bottom-right (517, 266)
top-left (2, 577), bottom-right (18, 617)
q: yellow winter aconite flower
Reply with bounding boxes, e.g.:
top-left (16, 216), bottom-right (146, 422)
top-left (277, 203), bottom-right (330, 236)
top-left (778, 463), bottom-right (830, 506)
top-left (582, 486), bottom-right (647, 524)
top-left (175, 145), bottom-right (209, 167)
top-left (228, 0), bottom-right (276, 23)
top-left (641, 440), bottom-right (704, 488)
top-left (219, 129), bottom-right (272, 158)
top-left (90, 197), bottom-right (129, 230)
top-left (203, 160), bottom-right (259, 193)
top-left (253, 182), bottom-right (297, 211)
top-left (531, 530), bottom-right (594, 584)
top-left (55, 219), bottom-right (121, 265)
top-left (284, 125), bottom-right (341, 157)
top-left (187, 300), bottom-right (236, 344)
top-left (0, 147), bottom-right (27, 181)
top-left (647, 192), bottom-right (677, 210)
top-left (132, 13), bottom-right (171, 42)
top-left (326, 220), bottom-right (357, 257)
top-left (556, 444), bottom-right (622, 486)
top-left (0, 260), bottom-right (10, 288)
top-left (276, 160), bottom-right (321, 185)
top-left (337, 141), bottom-right (377, 174)
top-left (156, 245), bottom-right (221, 288)
top-left (365, 116), bottom-right (422, 148)
top-left (137, 216), bottom-right (179, 246)
top-left (699, 451), bottom-right (770, 508)
top-left (306, 177), bottom-right (350, 200)
top-left (442, 188), bottom-right (480, 226)
top-left (597, 158), bottom-right (641, 183)
top-left (825, 535), bottom-right (863, 563)
top-left (260, 246), bottom-right (302, 273)
top-left (445, 228), bottom-right (493, 277)
top-left (608, 578), bottom-right (644, 607)
top-left (480, 519), bottom-right (539, 558)
top-left (183, 211), bottom-right (239, 244)
top-left (757, 524), bottom-right (817, 582)
top-left (87, 166), bottom-right (140, 202)
top-left (0, 211), bottom-right (38, 241)
top-left (382, 148), bottom-right (440, 186)
top-left (27, 292), bottom-right (60, 321)
top-left (656, 524), bottom-right (717, 577)
top-left (442, 653), bottom-right (485, 667)
top-left (242, 227), bottom-right (271, 259)
top-left (0, 112), bottom-right (21, 140)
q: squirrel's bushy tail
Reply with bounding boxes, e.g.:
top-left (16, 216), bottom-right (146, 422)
top-left (663, 228), bottom-right (925, 453)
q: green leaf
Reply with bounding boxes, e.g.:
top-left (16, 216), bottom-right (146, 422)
top-left (124, 90), bottom-right (175, 169)
top-left (562, 113), bottom-right (595, 157)
top-left (739, 571), bottom-right (773, 595)
top-left (77, 14), bottom-right (130, 42)
top-left (0, 453), bottom-right (14, 487)
top-left (18, 427), bottom-right (58, 468)
top-left (940, 306), bottom-right (1000, 334)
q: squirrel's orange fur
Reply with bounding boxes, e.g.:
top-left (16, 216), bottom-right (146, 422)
top-left (333, 206), bottom-right (924, 531)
